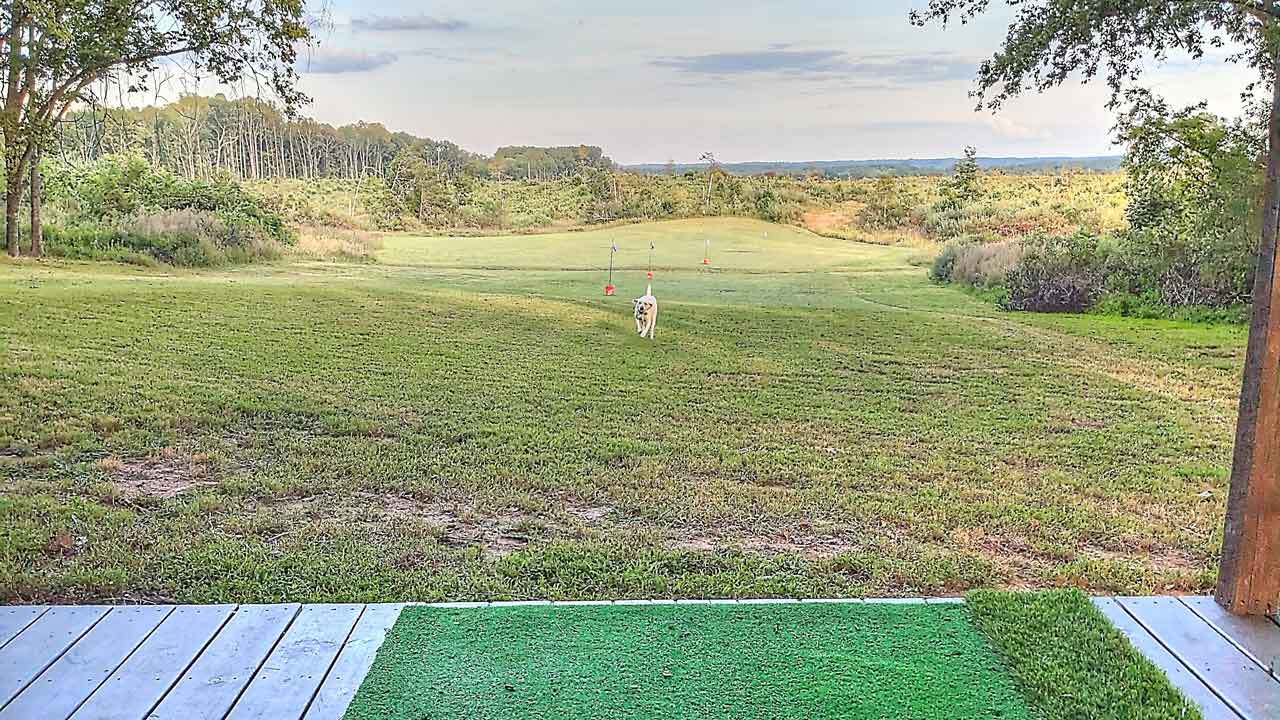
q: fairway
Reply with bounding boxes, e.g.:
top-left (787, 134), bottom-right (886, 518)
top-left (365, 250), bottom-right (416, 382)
top-left (0, 218), bottom-right (1244, 603)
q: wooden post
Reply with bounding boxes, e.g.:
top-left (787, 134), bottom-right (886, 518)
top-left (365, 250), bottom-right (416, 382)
top-left (1216, 27), bottom-right (1280, 616)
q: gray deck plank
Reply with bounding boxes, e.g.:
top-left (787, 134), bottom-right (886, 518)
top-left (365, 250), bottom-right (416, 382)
top-left (1093, 598), bottom-right (1241, 720)
top-left (1181, 596), bottom-right (1280, 677)
top-left (0, 608), bottom-right (46, 650)
top-left (1119, 596), bottom-right (1280, 720)
top-left (301, 604), bottom-right (402, 720)
top-left (0, 606), bottom-right (110, 709)
top-left (0, 605), bottom-right (172, 720)
top-left (69, 605), bottom-right (236, 720)
top-left (147, 603), bottom-right (300, 720)
top-left (225, 604), bottom-right (363, 720)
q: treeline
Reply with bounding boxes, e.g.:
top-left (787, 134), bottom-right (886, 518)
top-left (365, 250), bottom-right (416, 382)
top-left (626, 155), bottom-right (1124, 178)
top-left (53, 95), bottom-right (613, 183)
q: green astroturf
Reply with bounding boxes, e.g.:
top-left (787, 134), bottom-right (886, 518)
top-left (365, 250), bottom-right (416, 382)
top-left (343, 602), bottom-right (1031, 720)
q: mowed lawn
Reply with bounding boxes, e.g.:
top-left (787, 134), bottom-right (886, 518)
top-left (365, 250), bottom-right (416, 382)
top-left (0, 218), bottom-right (1244, 603)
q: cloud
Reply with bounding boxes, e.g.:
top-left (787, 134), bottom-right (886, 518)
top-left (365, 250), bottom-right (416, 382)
top-left (653, 50), bottom-right (846, 75)
top-left (352, 15), bottom-right (470, 32)
top-left (298, 48), bottom-right (398, 74)
top-left (983, 115), bottom-right (1052, 142)
top-left (652, 48), bottom-right (976, 87)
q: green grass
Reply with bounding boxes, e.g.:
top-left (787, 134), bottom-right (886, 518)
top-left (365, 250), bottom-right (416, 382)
top-left (344, 602), bottom-right (1031, 720)
top-left (0, 217), bottom-right (1243, 602)
top-left (377, 216), bottom-right (917, 272)
top-left (966, 590), bottom-right (1201, 720)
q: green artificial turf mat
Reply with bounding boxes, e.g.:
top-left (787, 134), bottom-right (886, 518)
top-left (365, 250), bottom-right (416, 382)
top-left (965, 590), bottom-right (1201, 720)
top-left (343, 602), bottom-right (1031, 720)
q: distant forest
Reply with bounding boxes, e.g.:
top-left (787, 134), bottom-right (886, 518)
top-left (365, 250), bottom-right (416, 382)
top-left (625, 156), bottom-right (1124, 177)
top-left (53, 94), bottom-right (615, 182)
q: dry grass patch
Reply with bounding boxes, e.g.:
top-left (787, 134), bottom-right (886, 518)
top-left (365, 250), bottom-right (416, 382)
top-left (290, 225), bottom-right (383, 261)
top-left (102, 449), bottom-right (217, 499)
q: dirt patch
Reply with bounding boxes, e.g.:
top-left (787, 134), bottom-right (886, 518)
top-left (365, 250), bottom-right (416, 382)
top-left (558, 493), bottom-right (614, 524)
top-left (436, 508), bottom-right (540, 556)
top-left (365, 493), bottom-right (545, 556)
top-left (802, 202), bottom-right (864, 236)
top-left (950, 528), bottom-right (1054, 589)
top-left (106, 449), bottom-right (217, 499)
top-left (1080, 542), bottom-right (1204, 578)
top-left (44, 529), bottom-right (86, 558)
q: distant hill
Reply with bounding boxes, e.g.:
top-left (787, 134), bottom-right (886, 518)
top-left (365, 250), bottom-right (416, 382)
top-left (624, 156), bottom-right (1124, 178)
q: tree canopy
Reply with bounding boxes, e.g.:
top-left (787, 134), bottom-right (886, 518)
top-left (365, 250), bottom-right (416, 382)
top-left (910, 1), bottom-right (1276, 109)
top-left (3, 0), bottom-right (312, 254)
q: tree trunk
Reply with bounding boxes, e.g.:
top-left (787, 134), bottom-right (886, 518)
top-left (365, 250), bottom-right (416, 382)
top-left (1216, 33), bottom-right (1280, 616)
top-left (29, 148), bottom-right (41, 258)
top-left (4, 151), bottom-right (24, 257)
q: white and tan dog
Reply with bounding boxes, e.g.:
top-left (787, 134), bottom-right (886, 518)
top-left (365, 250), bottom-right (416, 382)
top-left (633, 283), bottom-right (658, 339)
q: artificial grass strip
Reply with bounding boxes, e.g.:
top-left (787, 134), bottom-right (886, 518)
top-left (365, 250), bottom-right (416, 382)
top-left (343, 602), bottom-right (1031, 720)
top-left (965, 590), bottom-right (1201, 720)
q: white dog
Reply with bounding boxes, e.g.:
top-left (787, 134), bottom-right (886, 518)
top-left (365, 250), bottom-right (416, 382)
top-left (633, 283), bottom-right (658, 339)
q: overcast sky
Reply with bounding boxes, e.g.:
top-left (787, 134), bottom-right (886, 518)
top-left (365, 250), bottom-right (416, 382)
top-left (273, 0), bottom-right (1259, 164)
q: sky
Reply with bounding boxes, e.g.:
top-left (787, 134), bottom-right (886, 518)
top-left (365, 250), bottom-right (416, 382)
top-left (266, 0), bottom-right (1259, 165)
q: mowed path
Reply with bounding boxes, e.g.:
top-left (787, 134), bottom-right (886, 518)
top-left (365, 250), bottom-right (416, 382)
top-left (0, 218), bottom-right (1245, 604)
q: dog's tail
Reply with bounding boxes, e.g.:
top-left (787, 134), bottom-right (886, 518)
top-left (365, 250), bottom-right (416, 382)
top-left (646, 282), bottom-right (652, 296)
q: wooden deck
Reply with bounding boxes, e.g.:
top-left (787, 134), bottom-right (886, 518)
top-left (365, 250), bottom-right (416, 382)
top-left (0, 603), bottom-right (402, 720)
top-left (1093, 597), bottom-right (1279, 720)
top-left (0, 597), bottom-right (1274, 719)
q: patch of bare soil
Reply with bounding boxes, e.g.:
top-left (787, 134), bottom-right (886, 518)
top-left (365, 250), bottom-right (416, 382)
top-left (558, 493), bottom-right (614, 523)
top-left (44, 529), bottom-right (86, 558)
top-left (369, 493), bottom-right (545, 556)
top-left (103, 449), bottom-right (217, 499)
top-left (950, 527), bottom-right (1053, 589)
top-left (801, 202), bottom-right (864, 236)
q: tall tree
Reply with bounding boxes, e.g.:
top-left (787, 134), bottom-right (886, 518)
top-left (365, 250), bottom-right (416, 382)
top-left (911, 0), bottom-right (1280, 615)
top-left (2, 0), bottom-right (311, 255)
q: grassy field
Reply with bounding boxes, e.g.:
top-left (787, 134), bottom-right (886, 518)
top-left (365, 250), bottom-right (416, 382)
top-left (0, 217), bottom-right (1243, 603)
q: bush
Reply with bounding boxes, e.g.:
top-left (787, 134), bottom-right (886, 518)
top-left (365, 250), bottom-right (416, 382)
top-left (1003, 232), bottom-right (1106, 313)
top-left (41, 155), bottom-right (292, 266)
top-left (930, 243), bottom-right (960, 283)
top-left (949, 239), bottom-right (1024, 288)
top-left (43, 209), bottom-right (281, 267)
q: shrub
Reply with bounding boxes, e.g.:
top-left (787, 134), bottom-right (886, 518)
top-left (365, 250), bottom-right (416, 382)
top-left (1003, 232), bottom-right (1106, 313)
top-left (930, 243), bottom-right (961, 283)
top-left (949, 239), bottom-right (1024, 288)
top-left (43, 208), bottom-right (281, 267)
top-left (42, 155), bottom-right (292, 267)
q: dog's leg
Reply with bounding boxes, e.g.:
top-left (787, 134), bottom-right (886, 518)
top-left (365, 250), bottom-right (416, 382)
top-left (647, 307), bottom-right (657, 339)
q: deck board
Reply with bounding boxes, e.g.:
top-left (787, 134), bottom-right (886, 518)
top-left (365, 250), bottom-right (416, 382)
top-left (147, 603), bottom-right (300, 720)
top-left (302, 604), bottom-right (402, 720)
top-left (0, 605), bottom-right (172, 720)
top-left (1093, 598), bottom-right (1240, 720)
top-left (1119, 596), bottom-right (1280, 720)
top-left (0, 606), bottom-right (110, 709)
top-left (225, 604), bottom-right (363, 720)
top-left (1181, 596), bottom-right (1280, 677)
top-left (0, 608), bottom-right (46, 650)
top-left (69, 604), bottom-right (236, 720)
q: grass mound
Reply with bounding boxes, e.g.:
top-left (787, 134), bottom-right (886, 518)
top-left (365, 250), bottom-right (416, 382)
top-left (966, 590), bottom-right (1200, 720)
top-left (344, 602), bottom-right (1031, 720)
